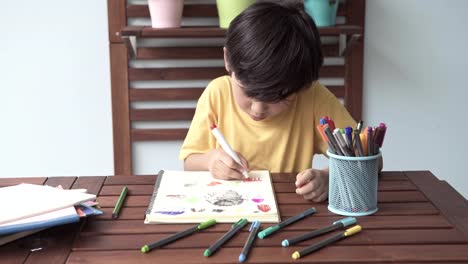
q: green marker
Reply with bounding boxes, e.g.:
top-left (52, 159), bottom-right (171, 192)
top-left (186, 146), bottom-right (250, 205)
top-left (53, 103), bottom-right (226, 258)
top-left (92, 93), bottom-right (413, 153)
top-left (112, 186), bottom-right (128, 219)
top-left (204, 218), bottom-right (248, 257)
top-left (258, 207), bottom-right (316, 239)
top-left (140, 219), bottom-right (216, 253)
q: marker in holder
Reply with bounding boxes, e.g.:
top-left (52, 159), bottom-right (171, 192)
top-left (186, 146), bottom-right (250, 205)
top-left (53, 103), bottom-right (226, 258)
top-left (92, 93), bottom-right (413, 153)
top-left (327, 150), bottom-right (381, 216)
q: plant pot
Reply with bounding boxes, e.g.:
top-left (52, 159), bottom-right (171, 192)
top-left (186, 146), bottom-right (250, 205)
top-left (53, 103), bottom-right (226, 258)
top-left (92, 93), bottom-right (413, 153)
top-left (148, 0), bottom-right (184, 28)
top-left (304, 0), bottom-right (339, 27)
top-left (216, 0), bottom-right (255, 29)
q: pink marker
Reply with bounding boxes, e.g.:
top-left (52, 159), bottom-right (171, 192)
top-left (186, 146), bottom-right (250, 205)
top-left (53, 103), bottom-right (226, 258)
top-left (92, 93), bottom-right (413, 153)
top-left (210, 124), bottom-right (249, 178)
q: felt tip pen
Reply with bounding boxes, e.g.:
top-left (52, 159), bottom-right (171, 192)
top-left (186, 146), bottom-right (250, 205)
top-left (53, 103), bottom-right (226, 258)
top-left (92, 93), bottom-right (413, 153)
top-left (204, 218), bottom-right (248, 257)
top-left (258, 207), bottom-right (316, 239)
top-left (291, 225), bottom-right (362, 259)
top-left (112, 186), bottom-right (128, 219)
top-left (367, 126), bottom-right (374, 156)
top-left (239, 221), bottom-right (261, 262)
top-left (210, 124), bottom-right (249, 178)
top-left (141, 219), bottom-right (216, 253)
top-left (281, 217), bottom-right (356, 247)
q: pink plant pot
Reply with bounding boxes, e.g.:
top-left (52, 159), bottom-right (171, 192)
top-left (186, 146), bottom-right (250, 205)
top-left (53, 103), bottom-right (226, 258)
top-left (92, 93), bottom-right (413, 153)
top-left (148, 0), bottom-right (184, 28)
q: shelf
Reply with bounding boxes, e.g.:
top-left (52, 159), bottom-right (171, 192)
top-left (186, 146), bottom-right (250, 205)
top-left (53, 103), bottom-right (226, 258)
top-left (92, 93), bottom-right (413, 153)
top-left (120, 25), bottom-right (363, 57)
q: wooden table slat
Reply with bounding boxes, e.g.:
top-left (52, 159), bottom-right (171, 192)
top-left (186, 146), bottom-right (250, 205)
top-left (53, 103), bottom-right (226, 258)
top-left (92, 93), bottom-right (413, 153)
top-left (67, 244), bottom-right (468, 264)
top-left (80, 215), bottom-right (452, 235)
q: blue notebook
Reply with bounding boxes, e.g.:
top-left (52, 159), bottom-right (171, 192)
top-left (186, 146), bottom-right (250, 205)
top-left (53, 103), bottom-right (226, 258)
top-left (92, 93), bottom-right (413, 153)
top-left (0, 207), bottom-right (79, 236)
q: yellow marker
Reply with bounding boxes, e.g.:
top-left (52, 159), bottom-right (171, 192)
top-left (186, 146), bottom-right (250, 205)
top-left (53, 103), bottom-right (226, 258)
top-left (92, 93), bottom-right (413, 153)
top-left (291, 225), bottom-right (362, 259)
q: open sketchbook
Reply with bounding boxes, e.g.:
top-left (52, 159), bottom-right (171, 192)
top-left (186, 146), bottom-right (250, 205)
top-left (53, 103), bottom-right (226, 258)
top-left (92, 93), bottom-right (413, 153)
top-left (145, 170), bottom-right (280, 223)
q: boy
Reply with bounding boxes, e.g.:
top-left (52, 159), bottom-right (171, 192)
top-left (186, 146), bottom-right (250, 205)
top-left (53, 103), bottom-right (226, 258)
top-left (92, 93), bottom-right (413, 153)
top-left (179, 2), bottom-right (357, 202)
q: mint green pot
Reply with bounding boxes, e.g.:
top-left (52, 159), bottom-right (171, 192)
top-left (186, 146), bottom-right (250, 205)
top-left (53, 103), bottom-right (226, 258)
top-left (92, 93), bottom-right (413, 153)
top-left (304, 0), bottom-right (339, 27)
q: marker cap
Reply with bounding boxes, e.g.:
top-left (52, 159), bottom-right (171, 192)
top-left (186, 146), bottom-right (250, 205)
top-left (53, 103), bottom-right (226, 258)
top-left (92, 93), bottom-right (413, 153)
top-left (344, 225), bottom-right (362, 236)
top-left (333, 217), bottom-right (357, 227)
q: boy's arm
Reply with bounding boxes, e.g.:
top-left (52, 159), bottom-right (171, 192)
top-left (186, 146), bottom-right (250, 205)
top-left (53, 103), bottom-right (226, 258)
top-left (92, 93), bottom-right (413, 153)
top-left (184, 153), bottom-right (211, 171)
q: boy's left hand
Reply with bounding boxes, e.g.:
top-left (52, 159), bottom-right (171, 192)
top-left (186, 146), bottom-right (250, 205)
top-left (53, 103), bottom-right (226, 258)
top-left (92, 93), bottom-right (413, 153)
top-left (295, 169), bottom-right (329, 202)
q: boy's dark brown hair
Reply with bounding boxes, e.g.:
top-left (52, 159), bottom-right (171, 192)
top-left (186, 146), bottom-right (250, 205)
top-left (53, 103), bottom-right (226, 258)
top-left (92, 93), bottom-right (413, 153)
top-left (225, 1), bottom-right (323, 102)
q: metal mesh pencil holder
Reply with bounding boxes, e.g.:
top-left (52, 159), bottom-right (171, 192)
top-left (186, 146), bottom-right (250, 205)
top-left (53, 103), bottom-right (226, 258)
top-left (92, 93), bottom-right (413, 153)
top-left (327, 150), bottom-right (381, 216)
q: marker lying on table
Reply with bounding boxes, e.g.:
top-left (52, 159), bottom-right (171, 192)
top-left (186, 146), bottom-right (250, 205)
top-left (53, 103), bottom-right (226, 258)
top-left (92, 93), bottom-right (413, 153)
top-left (291, 225), bottom-right (362, 260)
top-left (141, 219), bottom-right (216, 253)
top-left (210, 124), bottom-right (249, 178)
top-left (281, 217), bottom-right (356, 247)
top-left (258, 207), bottom-right (316, 239)
top-left (112, 186), bottom-right (128, 219)
top-left (204, 218), bottom-right (248, 257)
top-left (239, 221), bottom-right (261, 262)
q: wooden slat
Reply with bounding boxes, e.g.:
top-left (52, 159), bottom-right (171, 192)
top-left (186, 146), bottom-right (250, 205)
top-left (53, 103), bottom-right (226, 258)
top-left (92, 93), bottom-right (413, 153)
top-left (71, 176), bottom-right (107, 195)
top-left (104, 175), bottom-right (157, 185)
top-left (343, 0), bottom-right (365, 121)
top-left (107, 0), bottom-right (126, 43)
top-left (73, 228), bottom-right (467, 251)
top-left (67, 245), bottom-right (468, 264)
top-left (91, 200), bottom-right (438, 221)
top-left (44, 176), bottom-right (76, 189)
top-left (100, 185), bottom-right (155, 196)
top-left (80, 215), bottom-right (452, 235)
top-left (132, 128), bottom-right (188, 141)
top-left (136, 47), bottom-right (223, 59)
top-left (128, 67), bottom-right (227, 80)
top-left (121, 25), bottom-right (363, 38)
top-left (274, 180), bottom-right (417, 193)
top-left (0, 177), bottom-right (47, 187)
top-left (130, 88), bottom-right (204, 101)
top-left (130, 86), bottom-right (342, 102)
top-left (128, 66), bottom-right (343, 81)
top-left (130, 108), bottom-right (195, 121)
top-left (406, 171), bottom-right (468, 237)
top-left (110, 44), bottom-right (132, 175)
top-left (136, 45), bottom-right (339, 60)
top-left (24, 221), bottom-right (82, 264)
top-left (276, 191), bottom-right (427, 204)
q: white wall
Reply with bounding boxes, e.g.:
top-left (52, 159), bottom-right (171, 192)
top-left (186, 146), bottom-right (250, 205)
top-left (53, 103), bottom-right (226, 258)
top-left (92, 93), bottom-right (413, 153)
top-left (1, 0), bottom-right (467, 199)
top-left (0, 1), bottom-right (113, 176)
top-left (364, 0), bottom-right (468, 198)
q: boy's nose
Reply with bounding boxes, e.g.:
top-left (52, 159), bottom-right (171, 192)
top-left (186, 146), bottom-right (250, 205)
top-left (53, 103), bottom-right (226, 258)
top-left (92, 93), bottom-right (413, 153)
top-left (251, 101), bottom-right (267, 114)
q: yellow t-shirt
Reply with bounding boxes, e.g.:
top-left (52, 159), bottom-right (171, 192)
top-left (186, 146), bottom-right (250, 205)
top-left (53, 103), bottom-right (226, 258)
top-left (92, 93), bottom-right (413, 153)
top-left (179, 76), bottom-right (356, 173)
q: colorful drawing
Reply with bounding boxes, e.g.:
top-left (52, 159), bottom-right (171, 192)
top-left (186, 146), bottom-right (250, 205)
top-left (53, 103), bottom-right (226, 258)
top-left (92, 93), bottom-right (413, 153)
top-left (207, 181), bottom-right (222, 186)
top-left (155, 209), bottom-right (185, 215)
top-left (166, 194), bottom-right (186, 199)
top-left (243, 177), bottom-right (261, 182)
top-left (251, 196), bottom-right (264, 203)
top-left (205, 190), bottom-right (244, 207)
top-left (257, 204), bottom-right (271, 212)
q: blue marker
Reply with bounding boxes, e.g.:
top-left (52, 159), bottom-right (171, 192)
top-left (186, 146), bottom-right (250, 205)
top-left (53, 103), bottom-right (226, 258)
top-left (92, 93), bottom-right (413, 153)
top-left (238, 221), bottom-right (261, 262)
top-left (281, 217), bottom-right (356, 247)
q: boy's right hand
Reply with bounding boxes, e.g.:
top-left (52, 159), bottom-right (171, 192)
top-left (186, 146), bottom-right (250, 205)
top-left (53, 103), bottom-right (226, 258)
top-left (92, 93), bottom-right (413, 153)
top-left (207, 148), bottom-right (249, 180)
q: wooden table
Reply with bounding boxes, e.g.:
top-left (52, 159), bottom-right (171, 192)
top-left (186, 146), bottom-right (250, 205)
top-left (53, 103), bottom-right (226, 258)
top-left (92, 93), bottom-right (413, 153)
top-left (1, 171), bottom-right (468, 263)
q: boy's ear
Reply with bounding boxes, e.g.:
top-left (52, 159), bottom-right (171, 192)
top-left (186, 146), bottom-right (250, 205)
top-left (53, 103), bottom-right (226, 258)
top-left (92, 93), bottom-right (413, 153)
top-left (223, 47), bottom-right (231, 73)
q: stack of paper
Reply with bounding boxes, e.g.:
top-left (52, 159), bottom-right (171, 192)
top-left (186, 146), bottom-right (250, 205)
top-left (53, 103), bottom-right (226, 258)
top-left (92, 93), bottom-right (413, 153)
top-left (0, 183), bottom-right (98, 246)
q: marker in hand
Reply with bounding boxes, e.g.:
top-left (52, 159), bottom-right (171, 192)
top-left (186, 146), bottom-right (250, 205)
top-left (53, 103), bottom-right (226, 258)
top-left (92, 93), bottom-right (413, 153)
top-left (210, 124), bottom-right (249, 178)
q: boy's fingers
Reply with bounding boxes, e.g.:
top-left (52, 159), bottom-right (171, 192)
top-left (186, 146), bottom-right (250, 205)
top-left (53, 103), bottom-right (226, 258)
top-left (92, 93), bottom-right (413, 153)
top-left (295, 171), bottom-right (315, 187)
top-left (213, 160), bottom-right (243, 180)
top-left (295, 181), bottom-right (318, 195)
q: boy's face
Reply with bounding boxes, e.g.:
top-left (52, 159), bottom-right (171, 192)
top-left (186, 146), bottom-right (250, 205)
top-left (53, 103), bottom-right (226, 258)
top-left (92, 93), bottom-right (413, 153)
top-left (230, 73), bottom-right (294, 121)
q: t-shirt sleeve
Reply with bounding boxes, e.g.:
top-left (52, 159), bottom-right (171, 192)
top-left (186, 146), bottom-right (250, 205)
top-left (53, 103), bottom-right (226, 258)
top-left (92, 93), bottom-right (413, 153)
top-left (178, 80), bottom-right (219, 161)
top-left (313, 82), bottom-right (357, 156)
